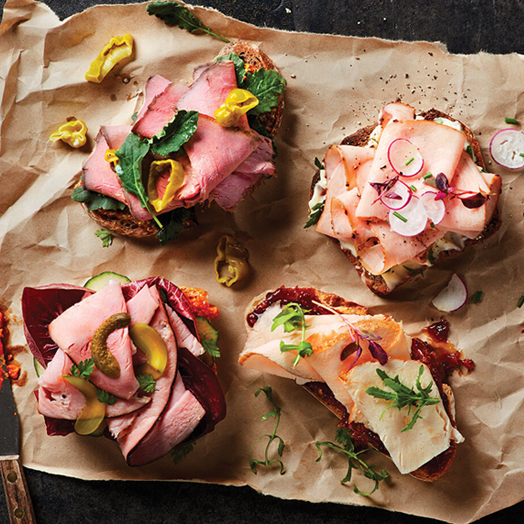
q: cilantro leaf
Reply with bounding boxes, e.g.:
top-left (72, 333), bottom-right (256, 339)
top-left (216, 52), bottom-right (246, 86)
top-left (71, 186), bottom-right (126, 212)
top-left (155, 207), bottom-right (194, 245)
top-left (305, 201), bottom-right (324, 228)
top-left (147, 1), bottom-right (229, 42)
top-left (95, 229), bottom-right (113, 248)
top-left (137, 374), bottom-right (156, 393)
top-left (97, 388), bottom-right (116, 405)
top-left (149, 110), bottom-right (199, 157)
top-left (171, 442), bottom-right (196, 465)
top-left (241, 68), bottom-right (286, 116)
top-left (70, 358), bottom-right (95, 380)
top-left (316, 427), bottom-right (388, 496)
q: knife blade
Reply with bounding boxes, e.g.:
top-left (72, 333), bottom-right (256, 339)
top-left (1, 323), bottom-right (36, 524)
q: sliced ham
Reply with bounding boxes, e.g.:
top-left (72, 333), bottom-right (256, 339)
top-left (135, 75), bottom-right (172, 125)
top-left (126, 285), bottom-right (160, 327)
top-left (166, 304), bottom-right (204, 357)
top-left (48, 281), bottom-right (139, 400)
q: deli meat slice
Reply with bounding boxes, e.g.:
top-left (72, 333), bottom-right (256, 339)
top-left (48, 281), bottom-right (139, 400)
top-left (126, 284), bottom-right (160, 327)
top-left (100, 125), bottom-right (133, 150)
top-left (166, 304), bottom-right (204, 357)
top-left (134, 75), bottom-right (172, 125)
top-left (379, 102), bottom-right (416, 128)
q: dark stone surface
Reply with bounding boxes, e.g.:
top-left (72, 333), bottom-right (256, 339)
top-left (1, 1), bottom-right (523, 523)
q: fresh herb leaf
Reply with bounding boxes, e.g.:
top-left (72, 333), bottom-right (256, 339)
top-left (201, 336), bottom-right (221, 358)
top-left (365, 366), bottom-right (440, 432)
top-left (518, 295), bottom-right (524, 308)
top-left (316, 427), bottom-right (388, 496)
top-left (402, 265), bottom-right (425, 276)
top-left (71, 186), bottom-right (126, 212)
top-left (305, 201), bottom-right (325, 228)
top-left (149, 110), bottom-right (199, 157)
top-left (314, 157), bottom-right (324, 170)
top-left (97, 388), bottom-right (116, 405)
top-left (155, 207), bottom-right (193, 245)
top-left (392, 211), bottom-right (407, 223)
top-left (241, 68), bottom-right (286, 116)
top-left (250, 386), bottom-right (285, 475)
top-left (171, 442), bottom-right (196, 465)
top-left (95, 229), bottom-right (113, 248)
top-left (246, 114), bottom-right (274, 138)
top-left (137, 374), bottom-right (156, 393)
top-left (131, 111), bottom-right (138, 123)
top-left (466, 144), bottom-right (474, 158)
top-left (216, 52), bottom-right (246, 86)
top-left (147, 1), bottom-right (229, 42)
top-left (70, 358), bottom-right (95, 380)
top-left (427, 248), bottom-right (436, 265)
top-left (505, 117), bottom-right (518, 124)
top-left (472, 290), bottom-right (483, 304)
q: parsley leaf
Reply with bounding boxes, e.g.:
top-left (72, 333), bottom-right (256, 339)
top-left (201, 337), bottom-right (221, 359)
top-left (316, 427), bottom-right (388, 496)
top-left (149, 110), bottom-right (199, 157)
top-left (305, 201), bottom-right (324, 228)
top-left (95, 229), bottom-right (113, 248)
top-left (216, 52), bottom-right (246, 86)
top-left (137, 374), bottom-right (156, 393)
top-left (171, 442), bottom-right (196, 465)
top-left (365, 366), bottom-right (440, 432)
top-left (71, 186), bottom-right (126, 212)
top-left (250, 386), bottom-right (285, 475)
top-left (70, 358), bottom-right (95, 380)
top-left (97, 388), bottom-right (116, 405)
top-left (241, 68), bottom-right (286, 116)
top-left (147, 1), bottom-right (229, 43)
top-left (155, 207), bottom-right (194, 245)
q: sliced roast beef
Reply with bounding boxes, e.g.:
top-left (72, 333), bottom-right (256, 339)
top-left (134, 75), bottom-right (172, 124)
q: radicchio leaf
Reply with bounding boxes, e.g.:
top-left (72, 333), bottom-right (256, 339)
top-left (461, 193), bottom-right (487, 209)
top-left (435, 173), bottom-right (450, 193)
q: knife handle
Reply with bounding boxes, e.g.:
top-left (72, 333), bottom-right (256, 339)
top-left (1, 458), bottom-right (36, 524)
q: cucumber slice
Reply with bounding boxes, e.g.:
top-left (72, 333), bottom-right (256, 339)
top-left (84, 272), bottom-right (131, 291)
top-left (195, 316), bottom-right (220, 358)
top-left (34, 357), bottom-right (45, 378)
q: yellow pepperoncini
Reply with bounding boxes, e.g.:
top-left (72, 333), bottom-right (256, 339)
top-left (147, 159), bottom-right (185, 213)
top-left (105, 149), bottom-right (119, 167)
top-left (215, 88), bottom-right (259, 127)
top-left (49, 119), bottom-right (87, 148)
top-left (214, 235), bottom-right (250, 287)
top-left (85, 34), bottom-right (134, 84)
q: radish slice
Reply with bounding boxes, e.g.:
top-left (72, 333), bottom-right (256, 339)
top-left (380, 180), bottom-right (412, 210)
top-left (388, 138), bottom-right (424, 177)
top-left (388, 197), bottom-right (427, 237)
top-left (420, 191), bottom-right (446, 224)
top-left (432, 274), bottom-right (468, 312)
top-left (490, 129), bottom-right (524, 169)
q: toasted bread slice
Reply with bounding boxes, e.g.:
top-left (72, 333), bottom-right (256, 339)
top-left (245, 286), bottom-right (462, 482)
top-left (310, 108), bottom-right (502, 296)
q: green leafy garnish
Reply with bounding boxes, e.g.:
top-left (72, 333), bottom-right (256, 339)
top-left (201, 337), bottom-right (220, 358)
top-left (241, 68), bottom-right (286, 116)
top-left (247, 115), bottom-right (274, 138)
top-left (137, 374), bottom-right (156, 393)
top-left (95, 229), bottom-right (113, 248)
top-left (171, 442), bottom-right (196, 465)
top-left (517, 295), bottom-right (524, 308)
top-left (216, 52), bottom-right (246, 86)
top-left (365, 366), bottom-right (440, 432)
top-left (250, 386), bottom-right (285, 475)
top-left (466, 144), bottom-right (475, 158)
top-left (314, 157), bottom-right (324, 170)
top-left (305, 201), bottom-right (324, 228)
top-left (316, 427), bottom-right (388, 496)
top-left (149, 110), bottom-right (199, 157)
top-left (427, 248), bottom-right (436, 265)
top-left (402, 265), bottom-right (425, 277)
top-left (155, 207), bottom-right (193, 246)
top-left (97, 388), bottom-right (116, 405)
top-left (472, 290), bottom-right (483, 304)
top-left (70, 358), bottom-right (95, 380)
top-left (71, 186), bottom-right (126, 212)
top-left (271, 303), bottom-right (313, 367)
top-left (147, 1), bottom-right (229, 42)
top-left (505, 117), bottom-right (518, 124)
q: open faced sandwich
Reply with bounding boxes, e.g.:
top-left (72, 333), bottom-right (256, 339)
top-left (22, 273), bottom-right (226, 466)
top-left (239, 286), bottom-right (474, 481)
top-left (307, 102), bottom-right (502, 295)
top-left (74, 42), bottom-right (285, 244)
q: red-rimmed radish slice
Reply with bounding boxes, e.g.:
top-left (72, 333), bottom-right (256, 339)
top-left (420, 191), bottom-right (446, 224)
top-left (388, 197), bottom-right (427, 237)
top-left (388, 138), bottom-right (424, 177)
top-left (380, 180), bottom-right (412, 210)
top-left (432, 274), bottom-right (468, 312)
top-left (490, 129), bottom-right (524, 169)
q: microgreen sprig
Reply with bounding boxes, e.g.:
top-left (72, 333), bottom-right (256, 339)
top-left (365, 366), bottom-right (440, 432)
top-left (316, 427), bottom-right (388, 496)
top-left (250, 386), bottom-right (285, 475)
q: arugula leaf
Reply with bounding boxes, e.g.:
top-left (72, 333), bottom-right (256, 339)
top-left (95, 229), bottom-right (113, 248)
top-left (149, 110), bottom-right (199, 157)
top-left (250, 386), bottom-right (285, 475)
top-left (147, 1), bottom-right (229, 42)
top-left (97, 388), bottom-right (116, 405)
top-left (216, 52), bottom-right (246, 86)
top-left (241, 68), bottom-right (286, 116)
top-left (365, 366), bottom-right (440, 432)
top-left (71, 186), bottom-right (126, 212)
top-left (304, 201), bottom-right (324, 229)
top-left (316, 427), bottom-right (388, 496)
top-left (171, 442), bottom-right (196, 465)
top-left (70, 358), bottom-right (95, 380)
top-left (137, 374), bottom-right (156, 393)
top-left (155, 207), bottom-right (193, 245)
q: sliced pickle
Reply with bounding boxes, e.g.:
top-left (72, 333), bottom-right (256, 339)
top-left (129, 324), bottom-right (167, 379)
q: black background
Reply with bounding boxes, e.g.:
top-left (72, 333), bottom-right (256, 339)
top-left (1, 1), bottom-right (523, 523)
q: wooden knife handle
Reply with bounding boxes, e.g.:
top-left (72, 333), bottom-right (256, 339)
top-left (1, 458), bottom-right (36, 524)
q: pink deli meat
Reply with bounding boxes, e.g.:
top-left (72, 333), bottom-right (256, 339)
top-left (134, 75), bottom-right (172, 125)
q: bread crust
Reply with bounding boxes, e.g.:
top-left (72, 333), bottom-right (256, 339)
top-left (310, 108), bottom-right (502, 296)
top-left (245, 286), bottom-right (460, 482)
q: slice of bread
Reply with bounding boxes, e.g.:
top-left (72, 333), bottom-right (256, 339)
top-left (245, 286), bottom-right (462, 482)
top-left (310, 108), bottom-right (502, 296)
top-left (80, 42), bottom-right (284, 238)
